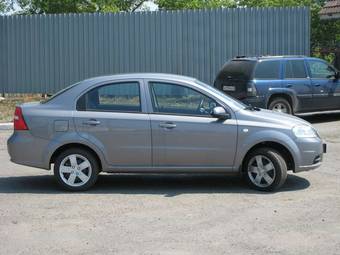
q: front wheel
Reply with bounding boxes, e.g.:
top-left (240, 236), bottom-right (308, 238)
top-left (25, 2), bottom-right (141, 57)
top-left (54, 148), bottom-right (99, 191)
top-left (243, 148), bottom-right (287, 191)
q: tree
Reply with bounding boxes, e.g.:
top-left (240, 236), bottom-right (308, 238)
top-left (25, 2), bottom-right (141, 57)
top-left (156, 0), bottom-right (236, 10)
top-left (12, 0), bottom-right (147, 14)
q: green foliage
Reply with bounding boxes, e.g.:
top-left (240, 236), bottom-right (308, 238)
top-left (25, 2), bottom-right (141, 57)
top-left (11, 0), bottom-right (147, 14)
top-left (156, 0), bottom-right (236, 10)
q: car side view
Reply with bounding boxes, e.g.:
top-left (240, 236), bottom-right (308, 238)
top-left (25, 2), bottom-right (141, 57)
top-left (7, 73), bottom-right (326, 191)
top-left (214, 56), bottom-right (340, 115)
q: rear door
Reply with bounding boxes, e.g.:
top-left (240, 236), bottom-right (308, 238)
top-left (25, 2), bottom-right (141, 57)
top-left (307, 59), bottom-right (340, 110)
top-left (146, 80), bottom-right (238, 170)
top-left (282, 59), bottom-right (313, 112)
top-left (74, 80), bottom-right (152, 167)
top-left (253, 60), bottom-right (282, 96)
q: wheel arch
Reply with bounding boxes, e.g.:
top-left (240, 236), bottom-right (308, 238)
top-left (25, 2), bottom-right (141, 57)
top-left (49, 143), bottom-right (103, 171)
top-left (266, 89), bottom-right (298, 112)
top-left (241, 141), bottom-right (295, 172)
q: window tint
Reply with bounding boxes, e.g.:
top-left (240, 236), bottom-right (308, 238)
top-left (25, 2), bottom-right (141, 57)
top-left (308, 61), bottom-right (335, 79)
top-left (216, 60), bottom-right (256, 81)
top-left (150, 82), bottom-right (218, 116)
top-left (77, 82), bottom-right (141, 112)
top-left (284, 60), bottom-right (307, 78)
top-left (254, 61), bottom-right (280, 79)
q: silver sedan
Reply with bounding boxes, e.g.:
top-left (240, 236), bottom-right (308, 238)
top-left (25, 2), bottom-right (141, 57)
top-left (7, 73), bottom-right (325, 191)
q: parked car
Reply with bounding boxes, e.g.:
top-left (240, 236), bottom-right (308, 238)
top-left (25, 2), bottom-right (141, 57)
top-left (7, 73), bottom-right (326, 191)
top-left (214, 56), bottom-right (340, 114)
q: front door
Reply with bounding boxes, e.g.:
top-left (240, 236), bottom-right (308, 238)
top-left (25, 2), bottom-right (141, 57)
top-left (147, 81), bottom-right (238, 170)
top-left (307, 59), bottom-right (340, 111)
top-left (74, 80), bottom-right (152, 167)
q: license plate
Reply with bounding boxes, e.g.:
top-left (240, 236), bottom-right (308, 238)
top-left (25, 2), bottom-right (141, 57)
top-left (323, 143), bottom-right (327, 153)
top-left (223, 85), bottom-right (236, 92)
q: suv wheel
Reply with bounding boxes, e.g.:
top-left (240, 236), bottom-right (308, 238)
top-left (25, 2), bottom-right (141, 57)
top-left (268, 97), bottom-right (292, 114)
top-left (54, 148), bottom-right (99, 191)
top-left (243, 148), bottom-right (287, 191)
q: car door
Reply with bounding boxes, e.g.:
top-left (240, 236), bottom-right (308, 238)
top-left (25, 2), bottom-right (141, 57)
top-left (146, 80), bottom-right (238, 171)
top-left (282, 59), bottom-right (313, 112)
top-left (307, 59), bottom-right (340, 110)
top-left (74, 80), bottom-right (152, 167)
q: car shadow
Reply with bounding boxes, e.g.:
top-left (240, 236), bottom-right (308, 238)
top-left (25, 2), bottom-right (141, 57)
top-left (0, 173), bottom-right (310, 196)
top-left (299, 112), bottom-right (340, 124)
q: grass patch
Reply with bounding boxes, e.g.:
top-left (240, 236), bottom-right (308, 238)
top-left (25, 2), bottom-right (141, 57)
top-left (0, 95), bottom-right (42, 123)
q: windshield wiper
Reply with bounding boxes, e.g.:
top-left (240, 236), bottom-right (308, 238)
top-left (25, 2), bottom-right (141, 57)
top-left (244, 104), bottom-right (261, 111)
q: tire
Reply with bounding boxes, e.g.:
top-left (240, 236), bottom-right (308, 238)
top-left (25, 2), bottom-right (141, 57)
top-left (268, 97), bottom-right (293, 115)
top-left (53, 148), bottom-right (99, 191)
top-left (243, 147), bottom-right (287, 192)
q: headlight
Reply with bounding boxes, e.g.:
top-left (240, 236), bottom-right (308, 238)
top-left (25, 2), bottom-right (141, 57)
top-left (292, 125), bottom-right (317, 138)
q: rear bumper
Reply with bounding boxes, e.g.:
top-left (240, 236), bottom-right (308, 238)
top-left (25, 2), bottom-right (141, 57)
top-left (7, 131), bottom-right (50, 170)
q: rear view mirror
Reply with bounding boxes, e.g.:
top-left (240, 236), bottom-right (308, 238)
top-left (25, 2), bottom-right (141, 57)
top-left (211, 107), bottom-right (230, 119)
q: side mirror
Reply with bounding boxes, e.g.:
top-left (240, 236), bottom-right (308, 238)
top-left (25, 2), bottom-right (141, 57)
top-left (335, 71), bottom-right (340, 80)
top-left (328, 71), bottom-right (340, 80)
top-left (211, 106), bottom-right (230, 119)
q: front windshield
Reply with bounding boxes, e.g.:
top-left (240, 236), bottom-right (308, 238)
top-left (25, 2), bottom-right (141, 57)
top-left (195, 80), bottom-right (247, 109)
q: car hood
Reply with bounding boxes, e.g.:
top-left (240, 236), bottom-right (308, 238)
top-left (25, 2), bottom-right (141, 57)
top-left (235, 109), bottom-right (312, 130)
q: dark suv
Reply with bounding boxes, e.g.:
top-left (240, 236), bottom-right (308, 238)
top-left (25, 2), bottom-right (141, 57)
top-left (214, 56), bottom-right (340, 114)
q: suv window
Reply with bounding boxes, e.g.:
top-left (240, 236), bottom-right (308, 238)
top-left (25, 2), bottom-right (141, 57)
top-left (284, 60), bottom-right (307, 79)
top-left (149, 82), bottom-right (218, 116)
top-left (77, 82), bottom-right (141, 112)
top-left (254, 61), bottom-right (280, 79)
top-left (308, 60), bottom-right (335, 79)
top-left (216, 60), bottom-right (256, 81)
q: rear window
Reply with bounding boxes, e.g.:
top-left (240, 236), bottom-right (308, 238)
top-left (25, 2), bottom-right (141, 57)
top-left (41, 82), bottom-right (80, 104)
top-left (77, 82), bottom-right (141, 112)
top-left (216, 60), bottom-right (256, 81)
top-left (284, 60), bottom-right (307, 79)
top-left (254, 61), bottom-right (280, 79)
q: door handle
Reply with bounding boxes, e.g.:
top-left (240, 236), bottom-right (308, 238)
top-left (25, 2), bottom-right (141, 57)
top-left (83, 119), bottom-right (101, 126)
top-left (286, 84), bottom-right (293, 88)
top-left (159, 122), bottom-right (177, 129)
top-left (314, 83), bottom-right (321, 87)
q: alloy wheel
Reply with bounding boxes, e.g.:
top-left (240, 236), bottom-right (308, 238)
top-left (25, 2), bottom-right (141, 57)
top-left (59, 154), bottom-right (92, 187)
top-left (247, 155), bottom-right (276, 188)
top-left (272, 103), bottom-right (288, 113)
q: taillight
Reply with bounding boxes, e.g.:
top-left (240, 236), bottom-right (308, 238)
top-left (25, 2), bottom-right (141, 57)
top-left (247, 82), bottom-right (257, 97)
top-left (14, 107), bottom-right (28, 130)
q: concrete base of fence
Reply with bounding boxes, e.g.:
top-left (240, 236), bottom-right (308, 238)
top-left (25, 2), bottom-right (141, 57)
top-left (0, 123), bottom-right (13, 130)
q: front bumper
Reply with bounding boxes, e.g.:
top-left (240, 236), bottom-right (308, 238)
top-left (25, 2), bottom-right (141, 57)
top-left (294, 137), bottom-right (325, 173)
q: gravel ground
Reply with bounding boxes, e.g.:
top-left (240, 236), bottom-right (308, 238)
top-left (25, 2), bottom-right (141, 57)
top-left (0, 113), bottom-right (339, 255)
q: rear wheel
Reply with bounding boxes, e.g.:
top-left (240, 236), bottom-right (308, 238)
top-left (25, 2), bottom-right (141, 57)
top-left (243, 147), bottom-right (287, 191)
top-left (54, 148), bottom-right (99, 191)
top-left (268, 97), bottom-right (292, 114)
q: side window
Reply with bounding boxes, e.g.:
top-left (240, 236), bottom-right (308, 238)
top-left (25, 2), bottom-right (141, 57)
top-left (149, 82), bottom-right (218, 116)
top-left (254, 61), bottom-right (280, 79)
top-left (284, 60), bottom-right (307, 79)
top-left (77, 82), bottom-right (141, 112)
top-left (308, 61), bottom-right (335, 79)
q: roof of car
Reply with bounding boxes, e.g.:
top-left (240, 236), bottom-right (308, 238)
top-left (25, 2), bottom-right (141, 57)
top-left (83, 73), bottom-right (197, 84)
top-left (232, 55), bottom-right (320, 61)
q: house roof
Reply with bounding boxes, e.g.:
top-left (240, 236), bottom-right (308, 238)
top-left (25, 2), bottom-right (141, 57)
top-left (319, 0), bottom-right (340, 20)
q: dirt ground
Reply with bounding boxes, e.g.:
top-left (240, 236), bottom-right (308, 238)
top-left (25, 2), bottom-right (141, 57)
top-left (0, 113), bottom-right (339, 255)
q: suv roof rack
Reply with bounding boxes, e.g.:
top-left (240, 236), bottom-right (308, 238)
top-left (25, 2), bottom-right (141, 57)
top-left (233, 55), bottom-right (306, 59)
